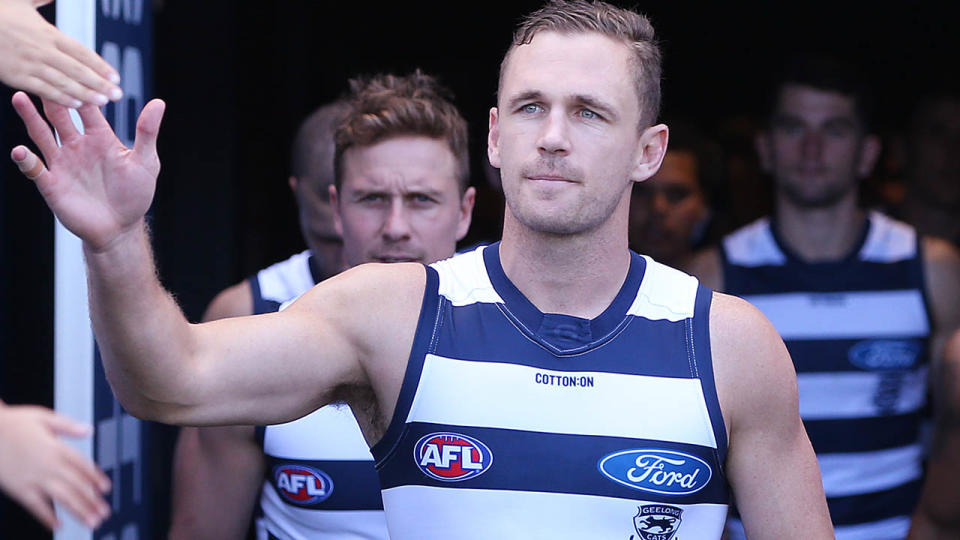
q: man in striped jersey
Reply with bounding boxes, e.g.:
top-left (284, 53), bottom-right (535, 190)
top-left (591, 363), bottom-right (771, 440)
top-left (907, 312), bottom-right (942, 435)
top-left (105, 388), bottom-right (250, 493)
top-left (9, 1), bottom-right (832, 538)
top-left (689, 57), bottom-right (960, 539)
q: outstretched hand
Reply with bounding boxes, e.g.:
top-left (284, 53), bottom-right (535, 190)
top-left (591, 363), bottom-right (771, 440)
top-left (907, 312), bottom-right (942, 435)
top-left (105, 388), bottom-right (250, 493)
top-left (9, 91), bottom-right (165, 251)
top-left (0, 0), bottom-right (123, 107)
top-left (0, 403), bottom-right (111, 530)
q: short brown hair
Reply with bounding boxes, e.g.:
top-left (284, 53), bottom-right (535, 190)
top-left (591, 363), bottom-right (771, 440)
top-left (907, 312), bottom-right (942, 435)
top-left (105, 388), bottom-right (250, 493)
top-left (334, 70), bottom-right (469, 192)
top-left (500, 0), bottom-right (662, 128)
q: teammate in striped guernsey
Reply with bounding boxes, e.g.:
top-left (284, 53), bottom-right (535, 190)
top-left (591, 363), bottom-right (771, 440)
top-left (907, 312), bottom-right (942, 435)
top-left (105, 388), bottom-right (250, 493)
top-left (688, 57), bottom-right (960, 539)
top-left (170, 74), bottom-right (476, 540)
top-left (9, 1), bottom-right (833, 538)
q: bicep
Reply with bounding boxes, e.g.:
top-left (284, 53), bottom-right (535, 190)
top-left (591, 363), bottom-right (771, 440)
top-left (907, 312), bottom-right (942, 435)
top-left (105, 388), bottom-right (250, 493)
top-left (711, 294), bottom-right (832, 538)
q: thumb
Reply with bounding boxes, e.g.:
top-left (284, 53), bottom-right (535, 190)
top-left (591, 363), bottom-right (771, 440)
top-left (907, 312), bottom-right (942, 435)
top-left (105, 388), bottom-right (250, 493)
top-left (133, 98), bottom-right (166, 167)
top-left (42, 410), bottom-right (93, 439)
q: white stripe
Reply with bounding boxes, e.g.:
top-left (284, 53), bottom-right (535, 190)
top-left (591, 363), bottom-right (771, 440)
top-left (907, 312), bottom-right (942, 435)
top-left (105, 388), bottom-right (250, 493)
top-left (627, 257), bottom-right (698, 322)
top-left (859, 211), bottom-right (916, 263)
top-left (833, 515), bottom-right (911, 540)
top-left (382, 485), bottom-right (727, 540)
top-left (798, 368), bottom-right (927, 419)
top-left (259, 250), bottom-right (316, 303)
top-left (407, 355), bottom-right (718, 448)
top-left (432, 245), bottom-right (503, 306)
top-left (722, 217), bottom-right (787, 267)
top-left (744, 290), bottom-right (929, 340)
top-left (818, 444), bottom-right (923, 498)
top-left (259, 486), bottom-right (387, 540)
top-left (264, 404), bottom-right (373, 460)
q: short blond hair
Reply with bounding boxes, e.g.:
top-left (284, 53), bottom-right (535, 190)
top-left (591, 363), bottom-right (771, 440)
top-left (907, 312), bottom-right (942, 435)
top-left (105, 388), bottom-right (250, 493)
top-left (334, 70), bottom-right (469, 192)
top-left (500, 0), bottom-right (662, 128)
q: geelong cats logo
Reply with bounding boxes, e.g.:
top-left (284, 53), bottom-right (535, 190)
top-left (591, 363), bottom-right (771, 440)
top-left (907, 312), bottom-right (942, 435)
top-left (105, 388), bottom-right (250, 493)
top-left (631, 505), bottom-right (683, 540)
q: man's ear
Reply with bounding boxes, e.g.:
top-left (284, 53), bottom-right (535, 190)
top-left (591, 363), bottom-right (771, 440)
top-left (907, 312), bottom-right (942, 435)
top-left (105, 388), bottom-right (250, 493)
top-left (487, 107), bottom-right (502, 169)
top-left (328, 184), bottom-right (343, 237)
top-left (630, 123), bottom-right (669, 183)
top-left (455, 186), bottom-right (477, 242)
top-left (288, 176), bottom-right (298, 194)
top-left (857, 134), bottom-right (882, 178)
top-left (755, 131), bottom-right (774, 173)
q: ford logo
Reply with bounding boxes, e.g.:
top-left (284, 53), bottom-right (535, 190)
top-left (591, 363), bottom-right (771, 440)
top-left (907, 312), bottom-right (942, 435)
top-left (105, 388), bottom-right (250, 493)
top-left (848, 340), bottom-right (920, 371)
top-left (598, 449), bottom-right (711, 495)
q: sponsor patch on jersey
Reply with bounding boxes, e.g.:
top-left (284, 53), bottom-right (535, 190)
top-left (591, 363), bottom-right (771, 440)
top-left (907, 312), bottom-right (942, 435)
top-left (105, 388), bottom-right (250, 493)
top-left (598, 449), bottom-right (711, 495)
top-left (272, 464), bottom-right (334, 506)
top-left (849, 339), bottom-right (921, 371)
top-left (631, 504), bottom-right (683, 540)
top-left (414, 432), bottom-right (493, 482)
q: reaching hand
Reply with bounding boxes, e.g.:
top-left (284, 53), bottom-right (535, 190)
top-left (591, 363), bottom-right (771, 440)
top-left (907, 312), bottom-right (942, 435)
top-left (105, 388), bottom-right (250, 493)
top-left (0, 0), bottom-right (123, 107)
top-left (0, 403), bottom-right (111, 530)
top-left (9, 91), bottom-right (165, 251)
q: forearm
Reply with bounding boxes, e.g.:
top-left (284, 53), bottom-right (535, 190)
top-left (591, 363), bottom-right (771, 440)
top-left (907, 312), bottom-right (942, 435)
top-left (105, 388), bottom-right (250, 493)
top-left (84, 221), bottom-right (199, 420)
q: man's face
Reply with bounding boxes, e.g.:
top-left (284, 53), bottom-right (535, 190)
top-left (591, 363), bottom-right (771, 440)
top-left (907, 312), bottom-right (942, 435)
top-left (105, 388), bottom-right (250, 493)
top-left (629, 149), bottom-right (708, 264)
top-left (489, 31), bottom-right (663, 236)
top-left (292, 174), bottom-right (344, 277)
top-left (332, 135), bottom-right (474, 267)
top-left (758, 84), bottom-right (879, 208)
top-left (908, 98), bottom-right (960, 204)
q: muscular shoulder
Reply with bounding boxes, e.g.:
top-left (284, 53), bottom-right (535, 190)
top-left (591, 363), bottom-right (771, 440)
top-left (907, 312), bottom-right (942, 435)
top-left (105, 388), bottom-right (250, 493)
top-left (202, 281), bottom-right (253, 322)
top-left (686, 246), bottom-right (724, 292)
top-left (922, 236), bottom-right (960, 346)
top-left (709, 292), bottom-right (799, 435)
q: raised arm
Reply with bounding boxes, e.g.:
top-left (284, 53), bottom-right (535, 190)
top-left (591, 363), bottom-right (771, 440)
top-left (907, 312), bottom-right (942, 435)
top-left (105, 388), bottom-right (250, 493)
top-left (7, 93), bottom-right (415, 428)
top-left (711, 292), bottom-right (833, 539)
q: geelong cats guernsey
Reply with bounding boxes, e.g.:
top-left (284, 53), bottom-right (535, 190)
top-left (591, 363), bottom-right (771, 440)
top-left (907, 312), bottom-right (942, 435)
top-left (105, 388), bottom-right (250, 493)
top-left (371, 243), bottom-right (729, 539)
top-left (722, 212), bottom-right (931, 540)
top-left (250, 251), bottom-right (388, 540)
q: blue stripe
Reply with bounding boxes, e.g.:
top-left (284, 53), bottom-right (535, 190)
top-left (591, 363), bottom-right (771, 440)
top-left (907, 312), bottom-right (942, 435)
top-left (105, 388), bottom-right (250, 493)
top-left (377, 422), bottom-right (729, 505)
top-left (370, 266), bottom-right (441, 464)
top-left (249, 275), bottom-right (282, 315)
top-left (723, 259), bottom-right (921, 295)
top-left (803, 414), bottom-right (922, 453)
top-left (691, 285), bottom-right (728, 465)
top-left (264, 457), bottom-right (383, 510)
top-left (432, 302), bottom-right (702, 378)
top-left (826, 479), bottom-right (922, 527)
top-left (785, 338), bottom-right (928, 374)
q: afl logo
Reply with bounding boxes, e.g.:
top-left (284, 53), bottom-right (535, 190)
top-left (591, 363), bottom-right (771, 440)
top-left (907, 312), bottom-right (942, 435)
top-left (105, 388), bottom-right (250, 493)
top-left (272, 464), bottom-right (334, 506)
top-left (599, 449), bottom-right (711, 496)
top-left (414, 432), bottom-right (493, 482)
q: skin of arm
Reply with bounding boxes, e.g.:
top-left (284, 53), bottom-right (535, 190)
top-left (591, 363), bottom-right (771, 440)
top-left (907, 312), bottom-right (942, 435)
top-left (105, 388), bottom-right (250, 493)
top-left (711, 292), bottom-right (833, 539)
top-left (907, 237), bottom-right (960, 538)
top-left (0, 401), bottom-right (111, 530)
top-left (8, 92), bottom-right (422, 431)
top-left (168, 282), bottom-right (265, 540)
top-left (0, 0), bottom-right (122, 107)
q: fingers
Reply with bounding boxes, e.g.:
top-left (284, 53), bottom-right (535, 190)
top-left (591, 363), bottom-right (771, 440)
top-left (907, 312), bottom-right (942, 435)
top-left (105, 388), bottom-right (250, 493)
top-left (60, 444), bottom-right (111, 494)
top-left (133, 99), bottom-right (166, 165)
top-left (46, 469), bottom-right (110, 529)
top-left (11, 92), bottom-right (59, 158)
top-left (41, 409), bottom-right (93, 439)
top-left (17, 491), bottom-right (59, 531)
top-left (18, 75), bottom-right (83, 109)
top-left (76, 102), bottom-right (112, 133)
top-left (36, 63), bottom-right (112, 107)
top-left (11, 145), bottom-right (49, 183)
top-left (41, 97), bottom-right (80, 143)
top-left (53, 36), bottom-right (122, 101)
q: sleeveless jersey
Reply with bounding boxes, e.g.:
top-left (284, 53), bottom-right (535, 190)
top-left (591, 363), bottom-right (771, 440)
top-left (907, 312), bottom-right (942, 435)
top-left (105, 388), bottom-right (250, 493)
top-left (371, 243), bottom-right (729, 539)
top-left (250, 250), bottom-right (388, 540)
top-left (721, 212), bottom-right (931, 540)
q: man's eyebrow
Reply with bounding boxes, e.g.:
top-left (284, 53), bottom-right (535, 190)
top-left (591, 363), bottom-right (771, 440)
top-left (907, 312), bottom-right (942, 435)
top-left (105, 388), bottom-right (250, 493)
top-left (505, 90), bottom-right (544, 110)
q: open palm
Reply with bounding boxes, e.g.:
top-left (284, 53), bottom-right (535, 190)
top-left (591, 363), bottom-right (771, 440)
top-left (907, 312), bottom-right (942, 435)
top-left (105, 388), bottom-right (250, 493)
top-left (9, 91), bottom-right (165, 251)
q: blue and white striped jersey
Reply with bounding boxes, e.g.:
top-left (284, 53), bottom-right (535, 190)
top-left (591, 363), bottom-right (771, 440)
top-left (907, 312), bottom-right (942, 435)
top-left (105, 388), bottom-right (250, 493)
top-left (250, 250), bottom-right (388, 540)
top-left (722, 212), bottom-right (930, 540)
top-left (371, 243), bottom-right (729, 539)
